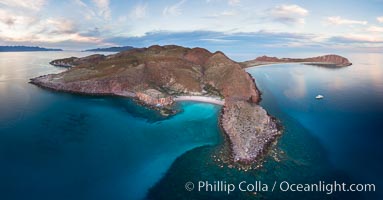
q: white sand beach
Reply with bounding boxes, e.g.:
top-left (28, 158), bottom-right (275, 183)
top-left (174, 96), bottom-right (225, 106)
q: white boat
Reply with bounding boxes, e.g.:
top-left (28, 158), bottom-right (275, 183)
top-left (315, 95), bottom-right (324, 99)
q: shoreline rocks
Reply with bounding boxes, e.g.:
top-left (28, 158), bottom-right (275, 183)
top-left (136, 89), bottom-right (174, 106)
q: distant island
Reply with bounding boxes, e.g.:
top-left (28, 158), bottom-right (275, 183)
top-left (242, 55), bottom-right (352, 68)
top-left (0, 46), bottom-right (62, 52)
top-left (84, 46), bottom-right (135, 52)
top-left (30, 45), bottom-right (352, 169)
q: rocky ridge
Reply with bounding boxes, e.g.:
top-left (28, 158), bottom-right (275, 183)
top-left (242, 54), bottom-right (352, 68)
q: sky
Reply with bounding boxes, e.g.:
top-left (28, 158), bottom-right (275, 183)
top-left (0, 0), bottom-right (382, 57)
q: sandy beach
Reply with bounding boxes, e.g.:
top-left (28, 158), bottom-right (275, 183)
top-left (174, 96), bottom-right (225, 106)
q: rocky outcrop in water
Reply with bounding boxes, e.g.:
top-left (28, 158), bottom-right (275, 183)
top-left (221, 101), bottom-right (280, 162)
top-left (31, 45), bottom-right (280, 164)
top-left (242, 54), bottom-right (352, 68)
top-left (136, 89), bottom-right (174, 106)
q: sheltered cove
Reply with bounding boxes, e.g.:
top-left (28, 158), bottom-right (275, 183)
top-left (30, 45), bottom-right (351, 165)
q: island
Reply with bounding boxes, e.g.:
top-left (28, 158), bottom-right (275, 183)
top-left (84, 46), bottom-right (135, 52)
top-left (0, 46), bottom-right (62, 52)
top-left (30, 45), bottom-right (351, 167)
top-left (242, 54), bottom-right (352, 68)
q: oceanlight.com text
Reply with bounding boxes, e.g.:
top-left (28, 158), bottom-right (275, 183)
top-left (184, 180), bottom-right (376, 195)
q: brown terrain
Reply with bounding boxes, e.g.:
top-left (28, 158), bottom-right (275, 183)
top-left (30, 45), bottom-right (305, 165)
top-left (49, 54), bottom-right (106, 67)
top-left (242, 54), bottom-right (352, 68)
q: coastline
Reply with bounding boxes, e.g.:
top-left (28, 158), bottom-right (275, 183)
top-left (241, 54), bottom-right (352, 69)
top-left (30, 77), bottom-right (277, 165)
top-left (28, 45), bottom-right (284, 165)
top-left (174, 96), bottom-right (224, 106)
top-left (243, 61), bottom-right (352, 68)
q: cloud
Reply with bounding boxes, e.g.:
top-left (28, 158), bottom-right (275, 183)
top-left (104, 30), bottom-right (317, 50)
top-left (130, 3), bottom-right (148, 19)
top-left (206, 10), bottom-right (237, 18)
top-left (220, 10), bottom-right (236, 16)
top-left (0, 0), bottom-right (46, 11)
top-left (81, 27), bottom-right (101, 37)
top-left (104, 30), bottom-right (334, 60)
top-left (0, 9), bottom-right (38, 27)
top-left (73, 0), bottom-right (97, 20)
top-left (199, 38), bottom-right (238, 43)
top-left (2, 18), bottom-right (15, 26)
top-left (0, 11), bottom-right (16, 26)
top-left (228, 0), bottom-right (240, 6)
top-left (328, 34), bottom-right (383, 44)
top-left (367, 25), bottom-right (383, 33)
top-left (269, 4), bottom-right (308, 25)
top-left (44, 19), bottom-right (77, 35)
top-left (206, 0), bottom-right (240, 6)
top-left (103, 30), bottom-right (382, 54)
top-left (163, 0), bottom-right (187, 16)
top-left (0, 9), bottom-right (105, 47)
top-left (92, 0), bottom-right (111, 19)
top-left (0, 0), bottom-right (381, 52)
top-left (325, 16), bottom-right (367, 25)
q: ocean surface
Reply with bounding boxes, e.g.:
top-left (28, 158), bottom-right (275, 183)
top-left (0, 51), bottom-right (382, 200)
top-left (0, 52), bottom-right (222, 200)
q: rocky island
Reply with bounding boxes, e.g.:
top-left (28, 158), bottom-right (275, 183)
top-left (0, 45), bottom-right (62, 52)
top-left (242, 54), bottom-right (352, 68)
top-left (30, 45), bottom-right (351, 166)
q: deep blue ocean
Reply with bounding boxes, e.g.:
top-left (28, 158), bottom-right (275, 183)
top-left (0, 52), bottom-right (382, 200)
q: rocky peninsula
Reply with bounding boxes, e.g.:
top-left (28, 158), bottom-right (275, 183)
top-left (30, 45), bottom-right (350, 165)
top-left (31, 45), bottom-right (280, 164)
top-left (242, 54), bottom-right (352, 68)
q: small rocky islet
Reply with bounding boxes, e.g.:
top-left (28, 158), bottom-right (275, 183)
top-left (30, 45), bottom-right (351, 166)
top-left (242, 54), bottom-right (352, 68)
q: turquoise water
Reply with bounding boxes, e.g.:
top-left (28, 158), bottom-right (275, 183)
top-left (246, 53), bottom-right (383, 191)
top-left (149, 53), bottom-right (383, 200)
top-left (0, 52), bottom-right (222, 200)
top-left (1, 52), bottom-right (382, 200)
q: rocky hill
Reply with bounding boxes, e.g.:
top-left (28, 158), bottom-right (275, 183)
top-left (242, 54), bottom-right (352, 68)
top-left (31, 45), bottom-right (280, 165)
top-left (42, 45), bottom-right (260, 102)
